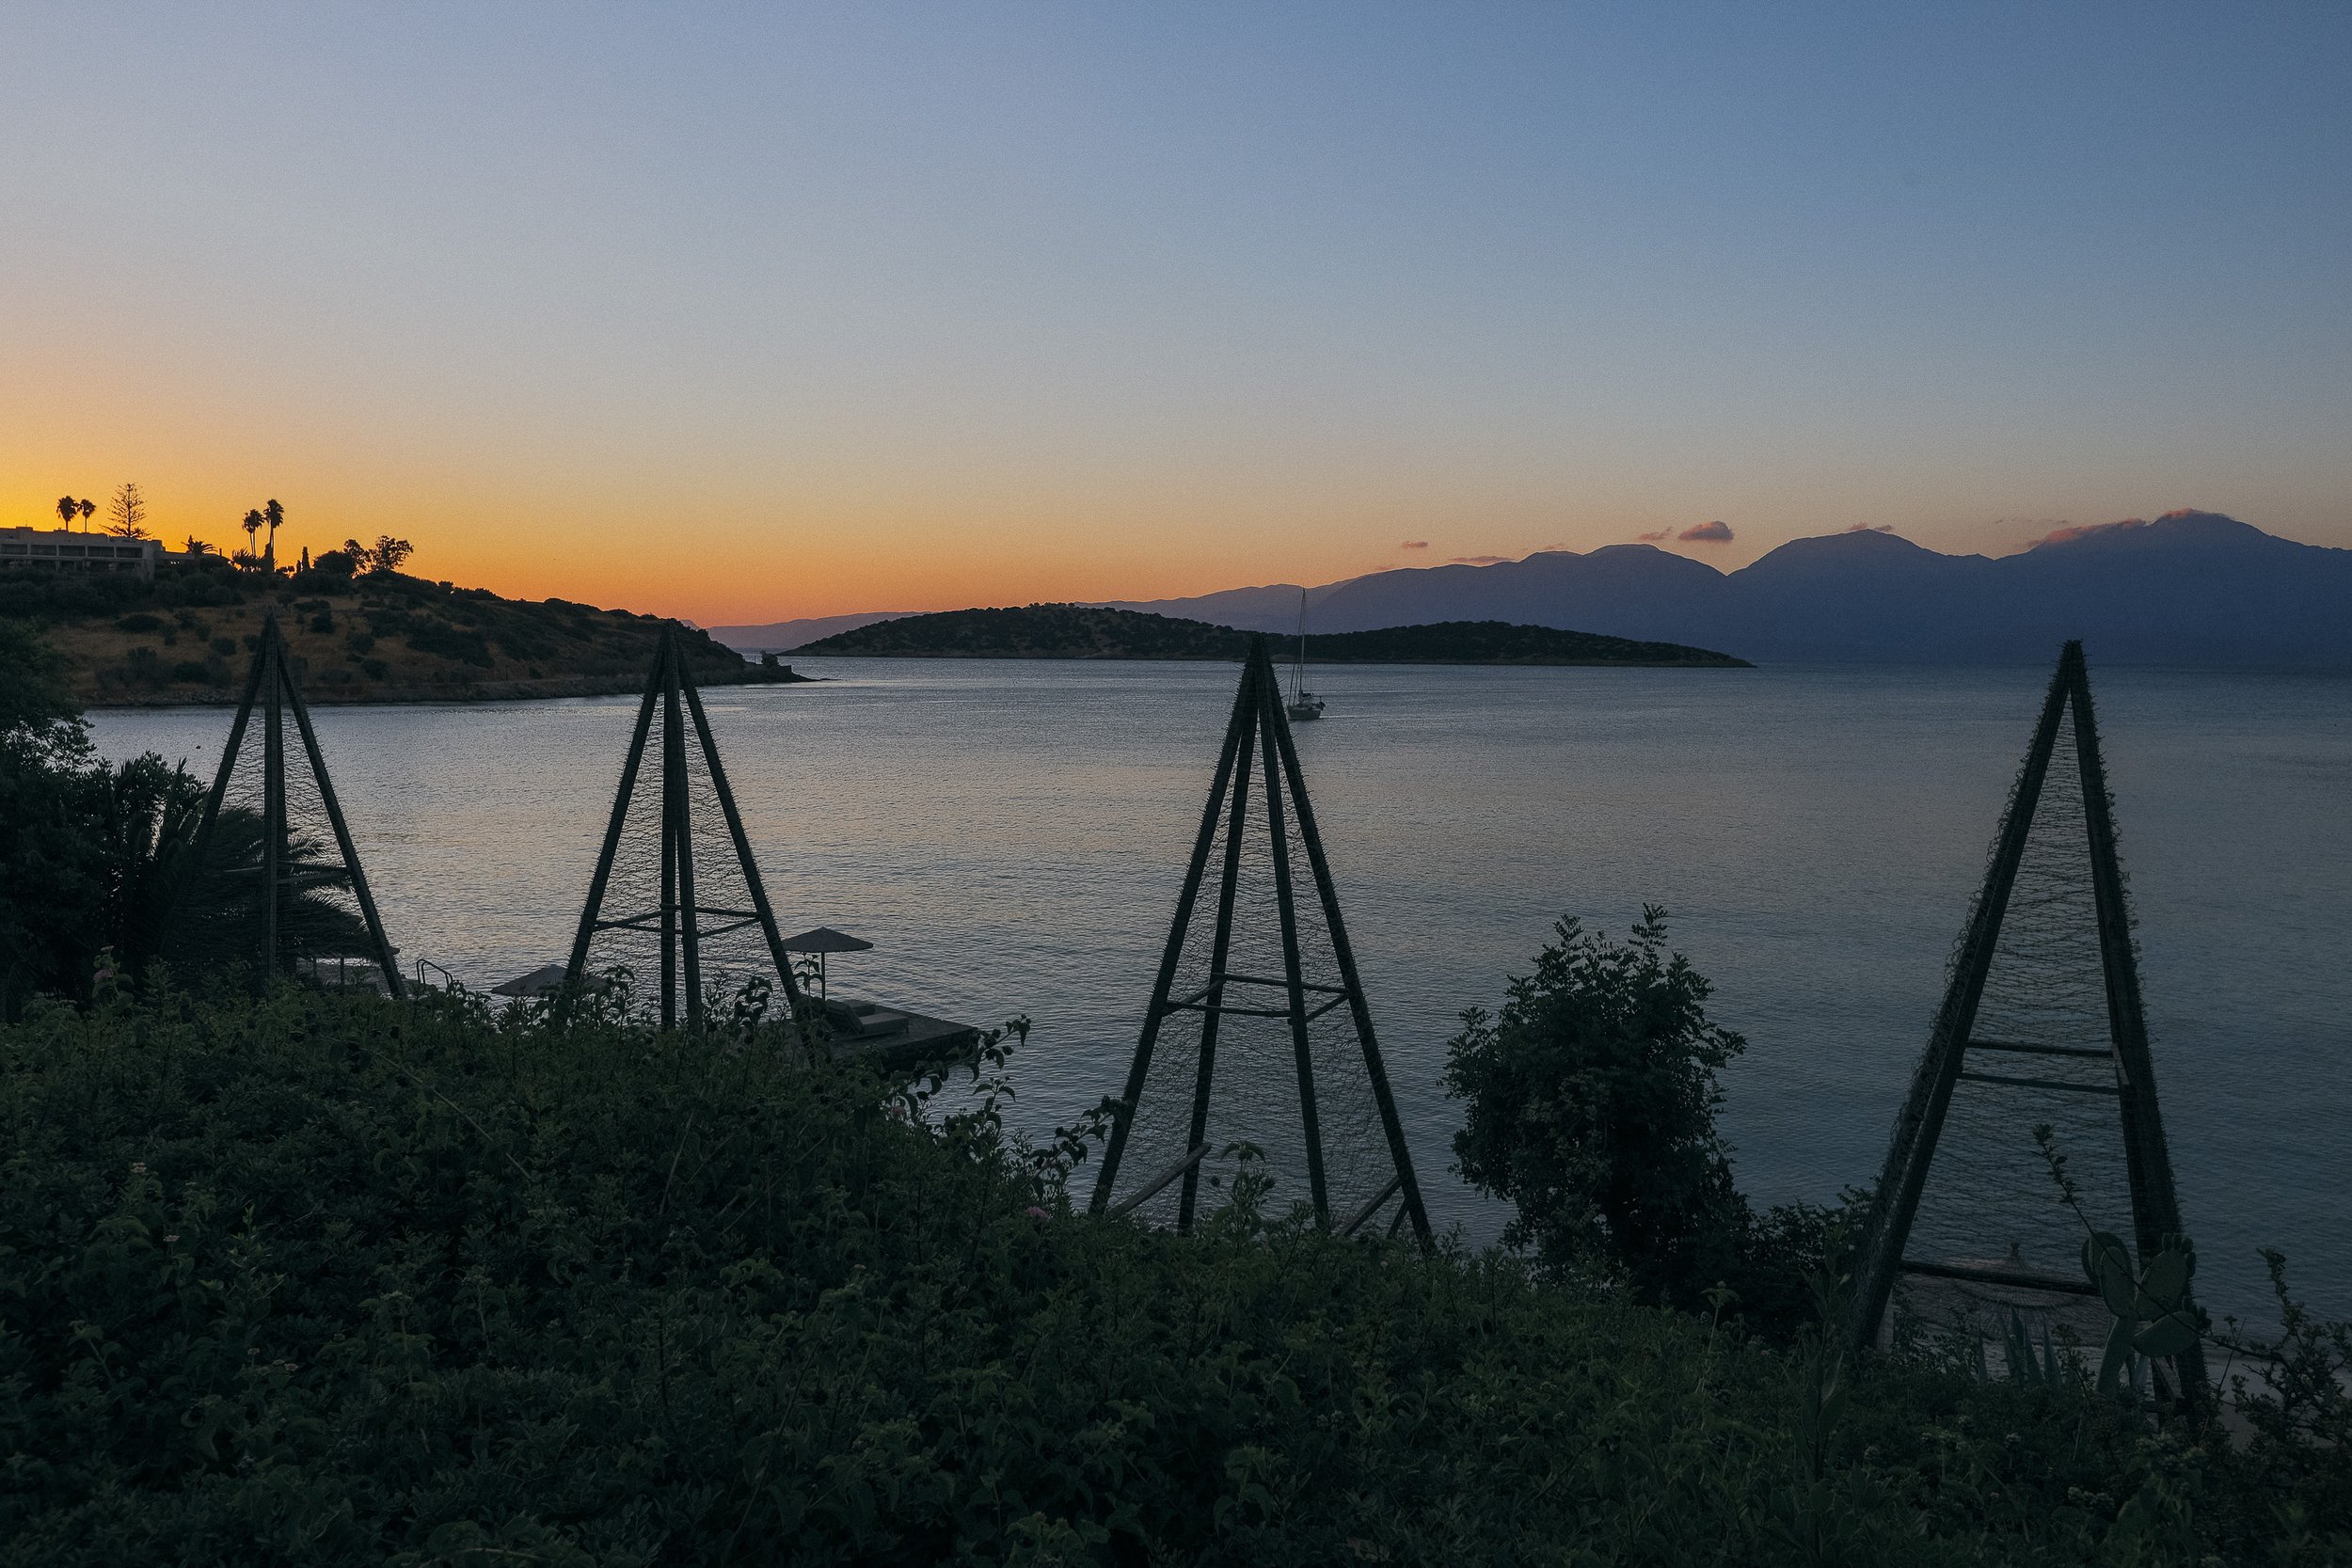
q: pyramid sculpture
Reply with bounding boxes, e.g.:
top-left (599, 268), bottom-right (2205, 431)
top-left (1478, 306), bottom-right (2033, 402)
top-left (1846, 641), bottom-right (2201, 1391)
top-left (1089, 638), bottom-right (1432, 1248)
top-left (562, 625), bottom-right (805, 1029)
top-left (172, 613), bottom-right (405, 993)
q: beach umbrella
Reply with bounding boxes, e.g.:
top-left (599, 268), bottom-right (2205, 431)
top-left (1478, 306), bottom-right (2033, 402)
top-left (780, 927), bottom-right (872, 1000)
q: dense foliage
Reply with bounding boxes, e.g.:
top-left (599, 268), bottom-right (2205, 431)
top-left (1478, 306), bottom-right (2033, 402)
top-left (4, 986), bottom-right (2345, 1565)
top-left (799, 603), bottom-right (1741, 666)
top-left (1446, 910), bottom-right (1836, 1327)
top-left (0, 637), bottom-right (365, 1016)
top-left (1306, 620), bottom-right (1747, 667)
top-left (2, 562), bottom-right (745, 704)
top-left (801, 603), bottom-right (1248, 660)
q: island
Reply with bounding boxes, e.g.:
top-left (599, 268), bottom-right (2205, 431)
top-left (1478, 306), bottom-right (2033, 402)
top-left (8, 553), bottom-right (754, 705)
top-left (795, 603), bottom-right (1751, 667)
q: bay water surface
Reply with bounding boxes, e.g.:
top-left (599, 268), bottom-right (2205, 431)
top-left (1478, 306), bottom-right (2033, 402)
top-left (90, 657), bottom-right (2352, 1323)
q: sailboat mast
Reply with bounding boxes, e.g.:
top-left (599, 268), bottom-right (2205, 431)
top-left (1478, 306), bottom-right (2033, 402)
top-left (1294, 589), bottom-right (1307, 700)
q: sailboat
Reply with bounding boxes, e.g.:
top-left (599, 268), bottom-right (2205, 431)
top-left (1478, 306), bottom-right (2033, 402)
top-left (1285, 588), bottom-right (1325, 721)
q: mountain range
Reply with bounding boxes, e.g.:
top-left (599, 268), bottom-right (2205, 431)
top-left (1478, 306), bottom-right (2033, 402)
top-left (715, 512), bottom-right (2352, 667)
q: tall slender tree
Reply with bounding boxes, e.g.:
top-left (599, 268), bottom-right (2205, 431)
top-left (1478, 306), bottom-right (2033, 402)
top-left (77, 499), bottom-right (94, 530)
top-left (105, 483), bottom-right (150, 539)
top-left (241, 510), bottom-right (263, 564)
top-left (55, 496), bottom-right (79, 530)
top-left (262, 499), bottom-right (283, 567)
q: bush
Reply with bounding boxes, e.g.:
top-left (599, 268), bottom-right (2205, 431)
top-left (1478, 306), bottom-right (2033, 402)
top-left (1446, 911), bottom-right (1840, 1332)
top-left (3, 989), bottom-right (2342, 1564)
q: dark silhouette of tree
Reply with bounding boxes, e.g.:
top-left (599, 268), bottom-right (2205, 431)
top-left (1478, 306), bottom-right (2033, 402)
top-left (263, 499), bottom-right (284, 566)
top-left (369, 535), bottom-right (414, 574)
top-left (77, 499), bottom-right (94, 530)
top-left (241, 510), bottom-right (263, 564)
top-left (55, 497), bottom-right (78, 530)
top-left (105, 483), bottom-right (150, 539)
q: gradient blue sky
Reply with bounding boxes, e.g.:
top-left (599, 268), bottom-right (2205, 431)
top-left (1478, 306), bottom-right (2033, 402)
top-left (5, 3), bottom-right (2347, 619)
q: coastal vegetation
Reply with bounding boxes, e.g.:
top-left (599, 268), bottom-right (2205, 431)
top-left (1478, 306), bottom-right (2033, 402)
top-left (1447, 910), bottom-right (1836, 1331)
top-left (1, 980), bottom-right (2345, 1566)
top-left (1, 551), bottom-right (748, 705)
top-left (798, 602), bottom-right (1746, 666)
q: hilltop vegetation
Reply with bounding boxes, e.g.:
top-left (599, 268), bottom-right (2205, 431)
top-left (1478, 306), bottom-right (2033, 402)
top-left (7, 984), bottom-right (2346, 1565)
top-left (2, 557), bottom-right (748, 705)
top-left (800, 602), bottom-right (1746, 665)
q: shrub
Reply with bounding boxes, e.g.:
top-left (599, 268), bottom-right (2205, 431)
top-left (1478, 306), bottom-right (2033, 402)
top-left (3, 989), bottom-right (2341, 1563)
top-left (1446, 910), bottom-right (1842, 1333)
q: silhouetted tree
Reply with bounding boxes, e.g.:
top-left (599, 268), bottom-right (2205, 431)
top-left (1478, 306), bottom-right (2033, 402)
top-left (370, 535), bottom-right (414, 574)
top-left (55, 497), bottom-right (79, 530)
top-left (262, 499), bottom-right (283, 565)
top-left (77, 499), bottom-right (94, 530)
top-left (105, 483), bottom-right (150, 539)
top-left (241, 510), bottom-right (263, 564)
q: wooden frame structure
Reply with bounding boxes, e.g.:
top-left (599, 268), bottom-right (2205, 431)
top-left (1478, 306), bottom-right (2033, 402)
top-left (181, 613), bottom-right (405, 994)
top-left (562, 625), bottom-right (804, 1029)
top-left (1845, 641), bottom-right (2202, 1390)
top-left (1089, 638), bottom-right (1434, 1249)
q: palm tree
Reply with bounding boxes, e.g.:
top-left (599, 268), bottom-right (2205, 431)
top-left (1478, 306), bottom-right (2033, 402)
top-left (263, 499), bottom-right (284, 567)
top-left (242, 509), bottom-right (263, 564)
top-left (77, 499), bottom-right (94, 531)
top-left (55, 496), bottom-right (78, 529)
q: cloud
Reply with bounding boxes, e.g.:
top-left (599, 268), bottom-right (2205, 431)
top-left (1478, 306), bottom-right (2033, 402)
top-left (2032, 518), bottom-right (2143, 548)
top-left (1399, 540), bottom-right (1429, 550)
top-left (1634, 529), bottom-right (1671, 542)
top-left (1677, 520), bottom-right (1735, 544)
top-left (1844, 522), bottom-right (1894, 533)
top-left (1449, 554), bottom-right (1510, 565)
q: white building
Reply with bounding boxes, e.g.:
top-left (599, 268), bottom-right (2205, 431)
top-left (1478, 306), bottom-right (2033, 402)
top-left (0, 527), bottom-right (165, 579)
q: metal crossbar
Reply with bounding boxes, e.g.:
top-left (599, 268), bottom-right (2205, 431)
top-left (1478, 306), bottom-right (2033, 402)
top-left (1108, 1143), bottom-right (1210, 1218)
top-left (1957, 1069), bottom-right (2119, 1096)
top-left (1338, 1173), bottom-right (1403, 1238)
top-left (1899, 1258), bottom-right (2101, 1297)
top-left (1968, 1038), bottom-right (2113, 1061)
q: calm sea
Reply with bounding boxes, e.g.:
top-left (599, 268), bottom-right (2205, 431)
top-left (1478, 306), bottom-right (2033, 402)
top-left (89, 657), bottom-right (2352, 1323)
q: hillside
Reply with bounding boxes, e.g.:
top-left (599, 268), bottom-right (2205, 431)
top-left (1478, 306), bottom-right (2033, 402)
top-left (2, 557), bottom-right (751, 705)
top-left (1311, 619), bottom-right (1748, 666)
top-left (1099, 512), bottom-right (2352, 667)
top-left (797, 602), bottom-right (1746, 665)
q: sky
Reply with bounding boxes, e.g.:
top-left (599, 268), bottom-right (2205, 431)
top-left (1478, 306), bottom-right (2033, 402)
top-left (4, 3), bottom-right (2348, 624)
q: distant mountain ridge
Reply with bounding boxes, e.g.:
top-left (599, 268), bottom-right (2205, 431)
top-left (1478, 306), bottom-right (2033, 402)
top-left (1101, 512), bottom-right (2352, 667)
top-left (708, 610), bottom-right (912, 652)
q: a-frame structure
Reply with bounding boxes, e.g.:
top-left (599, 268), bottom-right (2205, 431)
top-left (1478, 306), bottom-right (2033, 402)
top-left (1089, 638), bottom-right (1433, 1249)
top-left (562, 625), bottom-right (805, 1029)
top-left (1846, 641), bottom-right (2201, 1389)
top-left (176, 613), bottom-right (405, 994)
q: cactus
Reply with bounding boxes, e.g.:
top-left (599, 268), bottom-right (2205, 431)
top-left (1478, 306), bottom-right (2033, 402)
top-left (2081, 1228), bottom-right (2200, 1398)
top-left (2000, 1307), bottom-right (2065, 1388)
